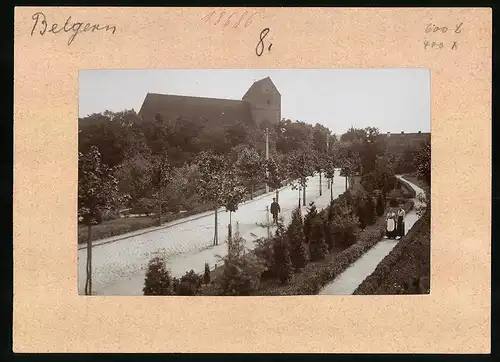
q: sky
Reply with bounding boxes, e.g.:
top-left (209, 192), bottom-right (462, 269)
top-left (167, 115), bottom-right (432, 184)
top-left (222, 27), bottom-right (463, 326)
top-left (79, 69), bottom-right (430, 135)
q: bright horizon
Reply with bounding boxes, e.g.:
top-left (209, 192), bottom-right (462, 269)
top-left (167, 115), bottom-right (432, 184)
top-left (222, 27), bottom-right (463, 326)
top-left (79, 69), bottom-right (430, 135)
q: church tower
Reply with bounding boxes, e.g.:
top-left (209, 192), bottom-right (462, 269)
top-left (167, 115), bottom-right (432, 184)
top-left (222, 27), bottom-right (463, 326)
top-left (242, 77), bottom-right (281, 126)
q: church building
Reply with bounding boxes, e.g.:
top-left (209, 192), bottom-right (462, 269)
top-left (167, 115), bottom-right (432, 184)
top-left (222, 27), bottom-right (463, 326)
top-left (138, 76), bottom-right (281, 127)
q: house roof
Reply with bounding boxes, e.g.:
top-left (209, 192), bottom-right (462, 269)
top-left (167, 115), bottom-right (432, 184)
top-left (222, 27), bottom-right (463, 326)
top-left (380, 132), bottom-right (430, 150)
top-left (138, 93), bottom-right (253, 126)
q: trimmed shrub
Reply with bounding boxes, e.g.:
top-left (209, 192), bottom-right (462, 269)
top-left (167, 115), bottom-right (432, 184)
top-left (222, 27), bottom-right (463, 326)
top-left (287, 207), bottom-right (308, 270)
top-left (254, 237), bottom-right (276, 279)
top-left (143, 256), bottom-right (173, 295)
top-left (360, 172), bottom-right (377, 193)
top-left (355, 198), bottom-right (367, 230)
top-left (323, 218), bottom-right (335, 252)
top-left (203, 262), bottom-right (211, 285)
top-left (308, 217), bottom-right (328, 261)
top-left (213, 238), bottom-right (267, 295)
top-left (173, 270), bottom-right (203, 295)
top-left (285, 200), bottom-right (415, 295)
top-left (376, 191), bottom-right (385, 216)
top-left (365, 195), bottom-right (376, 225)
top-left (331, 203), bottom-right (359, 248)
top-left (303, 202), bottom-right (319, 244)
top-left (272, 224), bottom-right (294, 284)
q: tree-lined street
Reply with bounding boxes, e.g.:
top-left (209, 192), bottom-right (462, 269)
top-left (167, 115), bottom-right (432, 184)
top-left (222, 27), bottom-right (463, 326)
top-left (78, 171), bottom-right (346, 295)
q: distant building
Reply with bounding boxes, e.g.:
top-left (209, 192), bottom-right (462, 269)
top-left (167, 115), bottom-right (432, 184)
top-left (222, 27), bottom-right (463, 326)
top-left (138, 76), bottom-right (281, 127)
top-left (381, 131), bottom-right (430, 153)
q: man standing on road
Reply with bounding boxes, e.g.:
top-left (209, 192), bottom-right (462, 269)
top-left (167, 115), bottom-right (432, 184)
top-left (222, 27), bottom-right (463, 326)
top-left (270, 198), bottom-right (281, 224)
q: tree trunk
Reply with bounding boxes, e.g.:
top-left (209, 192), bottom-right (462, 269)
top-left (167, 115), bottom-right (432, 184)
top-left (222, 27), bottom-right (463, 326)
top-left (228, 211), bottom-right (232, 254)
top-left (330, 180), bottom-right (333, 201)
top-left (158, 198), bottom-right (162, 226)
top-left (275, 189), bottom-right (279, 203)
top-left (298, 188), bottom-right (301, 208)
top-left (303, 184), bottom-right (306, 205)
top-left (250, 183), bottom-right (254, 200)
top-left (345, 176), bottom-right (348, 191)
top-left (319, 172), bottom-right (322, 196)
top-left (214, 207), bottom-right (218, 246)
top-left (85, 224), bottom-right (92, 295)
top-left (327, 176), bottom-right (330, 189)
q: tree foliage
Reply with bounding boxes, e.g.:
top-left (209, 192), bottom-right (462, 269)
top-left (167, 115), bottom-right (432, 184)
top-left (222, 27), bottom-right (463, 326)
top-left (78, 145), bottom-right (127, 225)
top-left (272, 223), bottom-right (294, 284)
top-left (414, 140), bottom-right (431, 185)
top-left (286, 207), bottom-right (308, 270)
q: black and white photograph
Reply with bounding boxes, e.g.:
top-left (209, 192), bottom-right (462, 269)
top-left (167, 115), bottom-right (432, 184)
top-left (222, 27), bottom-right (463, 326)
top-left (78, 69), bottom-right (431, 296)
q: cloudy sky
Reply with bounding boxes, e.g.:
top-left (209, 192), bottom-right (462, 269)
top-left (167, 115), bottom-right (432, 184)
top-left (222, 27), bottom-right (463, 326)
top-left (79, 68), bottom-right (430, 135)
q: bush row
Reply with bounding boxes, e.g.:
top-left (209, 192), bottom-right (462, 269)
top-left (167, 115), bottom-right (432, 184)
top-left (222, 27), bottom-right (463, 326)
top-left (282, 200), bottom-right (415, 295)
top-left (352, 207), bottom-right (428, 295)
top-left (142, 187), bottom-right (414, 296)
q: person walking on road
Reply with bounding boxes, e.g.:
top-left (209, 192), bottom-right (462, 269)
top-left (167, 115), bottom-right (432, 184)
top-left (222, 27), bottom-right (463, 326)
top-left (270, 198), bottom-right (281, 224)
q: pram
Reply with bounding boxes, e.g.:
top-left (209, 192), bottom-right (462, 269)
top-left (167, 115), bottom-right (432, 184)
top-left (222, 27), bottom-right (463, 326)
top-left (386, 218), bottom-right (397, 239)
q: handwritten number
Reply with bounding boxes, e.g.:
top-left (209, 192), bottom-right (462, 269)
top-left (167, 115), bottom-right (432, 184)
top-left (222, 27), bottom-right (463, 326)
top-left (201, 11), bottom-right (215, 24)
top-left (452, 41), bottom-right (458, 50)
top-left (244, 12), bottom-right (258, 28)
top-left (214, 11), bottom-right (225, 26)
top-left (233, 10), bottom-right (247, 28)
top-left (224, 12), bottom-right (236, 28)
top-left (256, 28), bottom-right (270, 57)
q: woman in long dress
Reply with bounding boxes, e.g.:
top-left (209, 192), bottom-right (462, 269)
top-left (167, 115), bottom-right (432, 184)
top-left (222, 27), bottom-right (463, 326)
top-left (397, 206), bottom-right (406, 238)
top-left (386, 208), bottom-right (397, 239)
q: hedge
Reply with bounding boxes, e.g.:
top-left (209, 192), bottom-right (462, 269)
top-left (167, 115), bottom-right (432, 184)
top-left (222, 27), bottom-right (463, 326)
top-left (352, 208), bottom-right (428, 295)
top-left (269, 200), bottom-right (415, 295)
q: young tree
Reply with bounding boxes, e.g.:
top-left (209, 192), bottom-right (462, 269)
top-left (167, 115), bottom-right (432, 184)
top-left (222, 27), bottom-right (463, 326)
top-left (234, 146), bottom-right (265, 199)
top-left (223, 166), bottom-right (247, 247)
top-left (196, 151), bottom-right (229, 245)
top-left (286, 207), bottom-right (308, 270)
top-left (151, 153), bottom-right (171, 226)
top-left (311, 150), bottom-right (327, 196)
top-left (78, 146), bottom-right (127, 295)
top-left (287, 150), bottom-right (314, 206)
top-left (265, 153), bottom-right (288, 202)
top-left (324, 154), bottom-right (337, 201)
top-left (143, 256), bottom-right (173, 295)
top-left (272, 223), bottom-right (294, 284)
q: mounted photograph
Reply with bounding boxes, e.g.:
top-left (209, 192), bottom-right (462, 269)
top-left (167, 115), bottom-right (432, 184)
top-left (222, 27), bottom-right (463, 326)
top-left (78, 68), bottom-right (431, 296)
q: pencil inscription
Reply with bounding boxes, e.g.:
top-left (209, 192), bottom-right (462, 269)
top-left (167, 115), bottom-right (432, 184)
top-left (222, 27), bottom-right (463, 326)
top-left (30, 12), bottom-right (117, 45)
top-left (423, 21), bottom-right (463, 51)
top-left (201, 9), bottom-right (259, 29)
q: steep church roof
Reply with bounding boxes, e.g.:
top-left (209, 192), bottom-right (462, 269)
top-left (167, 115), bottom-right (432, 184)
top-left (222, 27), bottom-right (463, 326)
top-left (242, 76), bottom-right (281, 99)
top-left (138, 93), bottom-right (253, 125)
